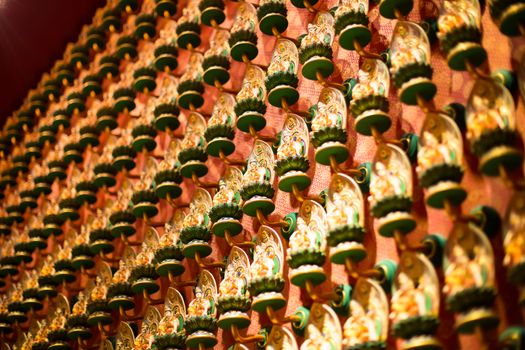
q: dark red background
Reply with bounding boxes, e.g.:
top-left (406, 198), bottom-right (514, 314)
top-left (0, 0), bottom-right (104, 120)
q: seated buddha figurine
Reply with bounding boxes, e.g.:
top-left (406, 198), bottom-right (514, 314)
top-left (1, 241), bottom-right (13, 260)
top-left (113, 195), bottom-right (130, 213)
top-left (187, 286), bottom-right (212, 317)
top-left (243, 157), bottom-right (271, 185)
top-left (0, 158), bottom-right (9, 173)
top-left (416, 130), bottom-right (458, 175)
top-left (466, 107), bottom-right (509, 141)
top-left (351, 63), bottom-right (387, 101)
top-left (49, 313), bottom-right (66, 331)
top-left (181, 117), bottom-right (205, 150)
top-left (159, 306), bottom-right (184, 334)
top-left (163, 141), bottom-right (181, 168)
top-left (31, 163), bottom-right (46, 178)
top-left (90, 277), bottom-right (108, 301)
top-left (139, 42), bottom-right (155, 65)
top-left (18, 179), bottom-right (32, 193)
top-left (10, 286), bottom-right (23, 303)
top-left (18, 229), bottom-right (29, 245)
top-left (40, 256), bottom-right (56, 277)
top-left (20, 336), bottom-right (33, 350)
top-left (390, 273), bottom-right (428, 324)
top-left (75, 225), bottom-right (90, 246)
top-left (134, 333), bottom-right (152, 350)
top-left (34, 323), bottom-right (49, 343)
top-left (369, 161), bottom-right (407, 207)
top-left (219, 265), bottom-right (246, 298)
top-left (6, 192), bottom-right (20, 208)
top-left (183, 205), bottom-right (206, 228)
top-left (213, 184), bottom-right (236, 205)
top-left (181, 53), bottom-right (203, 82)
top-left (301, 19), bottom-right (332, 48)
top-left (157, 76), bottom-right (177, 103)
top-left (390, 26), bottom-right (429, 74)
top-left (49, 148), bottom-right (63, 163)
top-left (72, 291), bottom-right (88, 316)
top-left (135, 169), bottom-right (155, 192)
top-left (437, 0), bottom-right (479, 39)
top-left (205, 30), bottom-right (230, 58)
top-left (159, 21), bottom-right (177, 41)
top-left (183, 191), bottom-right (210, 228)
top-left (98, 148), bottom-right (113, 165)
top-left (115, 128), bottom-right (133, 148)
top-left (443, 244), bottom-right (486, 297)
top-left (267, 40), bottom-right (296, 77)
top-left (135, 245), bottom-right (155, 266)
top-left (343, 300), bottom-right (381, 346)
top-left (122, 63), bottom-right (136, 84)
top-left (76, 165), bottom-right (92, 184)
top-left (158, 229), bottom-right (176, 248)
top-left (327, 191), bottom-right (360, 227)
top-left (334, 0), bottom-right (367, 19)
top-left (208, 94), bottom-right (235, 127)
top-left (46, 202), bottom-right (59, 216)
top-left (302, 319), bottom-right (339, 350)
top-left (179, 0), bottom-right (200, 24)
top-left (237, 67), bottom-right (265, 101)
top-left (112, 263), bottom-right (131, 284)
top-left (232, 3), bottom-right (256, 33)
top-left (0, 296), bottom-right (8, 314)
top-left (91, 210), bottom-right (107, 230)
top-left (288, 217), bottom-right (322, 253)
top-left (276, 131), bottom-right (306, 161)
top-left (504, 212), bottom-right (525, 268)
top-left (250, 246), bottom-right (280, 280)
top-left (24, 272), bottom-right (39, 290)
top-left (311, 99), bottom-right (344, 131)
top-left (57, 243), bottom-right (72, 261)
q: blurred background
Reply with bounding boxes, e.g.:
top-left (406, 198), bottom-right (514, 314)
top-left (0, 0), bottom-right (104, 120)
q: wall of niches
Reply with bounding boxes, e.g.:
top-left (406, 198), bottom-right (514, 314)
top-left (0, 0), bottom-right (524, 349)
